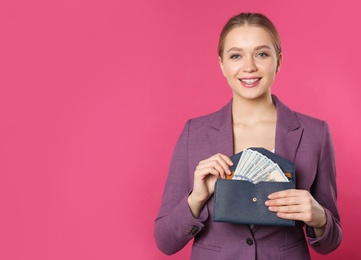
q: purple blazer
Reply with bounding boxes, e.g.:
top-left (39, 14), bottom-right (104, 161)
top-left (154, 95), bottom-right (342, 259)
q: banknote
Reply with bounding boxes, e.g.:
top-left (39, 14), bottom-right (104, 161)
top-left (232, 149), bottom-right (289, 184)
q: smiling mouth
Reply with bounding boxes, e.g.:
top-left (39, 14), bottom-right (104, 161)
top-left (240, 78), bottom-right (261, 84)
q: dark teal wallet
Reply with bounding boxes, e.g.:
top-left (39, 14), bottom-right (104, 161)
top-left (213, 148), bottom-right (296, 226)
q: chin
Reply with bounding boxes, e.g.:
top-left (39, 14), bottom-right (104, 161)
top-left (234, 90), bottom-right (271, 101)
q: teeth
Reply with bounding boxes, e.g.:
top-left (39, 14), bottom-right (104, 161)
top-left (241, 78), bottom-right (259, 84)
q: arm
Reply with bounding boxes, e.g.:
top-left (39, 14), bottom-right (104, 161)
top-left (154, 120), bottom-right (203, 255)
top-left (154, 120), bottom-right (232, 255)
top-left (305, 121), bottom-right (342, 254)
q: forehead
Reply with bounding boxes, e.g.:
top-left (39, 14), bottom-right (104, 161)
top-left (224, 25), bottom-right (275, 50)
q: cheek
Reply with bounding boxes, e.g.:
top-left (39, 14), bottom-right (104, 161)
top-left (223, 63), bottom-right (241, 76)
top-left (258, 62), bottom-right (277, 74)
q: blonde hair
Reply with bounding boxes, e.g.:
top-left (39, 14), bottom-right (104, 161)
top-left (218, 13), bottom-right (282, 59)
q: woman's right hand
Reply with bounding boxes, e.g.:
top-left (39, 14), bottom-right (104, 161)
top-left (187, 153), bottom-right (233, 218)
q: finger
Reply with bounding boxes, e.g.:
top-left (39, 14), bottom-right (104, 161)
top-left (195, 166), bottom-right (224, 179)
top-left (196, 160), bottom-right (227, 178)
top-left (268, 189), bottom-right (301, 199)
top-left (265, 196), bottom-right (302, 207)
top-left (199, 153), bottom-right (233, 167)
top-left (217, 153), bottom-right (234, 166)
top-left (198, 154), bottom-right (233, 175)
top-left (275, 212), bottom-right (307, 221)
top-left (266, 195), bottom-right (314, 209)
top-left (266, 205), bottom-right (310, 222)
top-left (268, 205), bottom-right (302, 213)
top-left (214, 154), bottom-right (233, 175)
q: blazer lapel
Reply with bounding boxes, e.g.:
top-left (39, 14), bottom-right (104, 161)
top-left (273, 95), bottom-right (304, 163)
top-left (208, 100), bottom-right (234, 156)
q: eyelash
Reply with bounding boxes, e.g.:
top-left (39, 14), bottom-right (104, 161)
top-left (229, 52), bottom-right (269, 60)
top-left (257, 52), bottom-right (269, 58)
top-left (230, 54), bottom-right (241, 59)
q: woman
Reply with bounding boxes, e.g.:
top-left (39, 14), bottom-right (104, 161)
top-left (154, 13), bottom-right (342, 259)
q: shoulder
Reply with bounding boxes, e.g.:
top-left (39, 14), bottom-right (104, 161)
top-left (295, 111), bottom-right (331, 151)
top-left (295, 111), bottom-right (327, 130)
top-left (286, 105), bottom-right (331, 153)
top-left (188, 110), bottom-right (220, 129)
top-left (274, 95), bottom-right (328, 133)
top-left (186, 100), bottom-right (232, 131)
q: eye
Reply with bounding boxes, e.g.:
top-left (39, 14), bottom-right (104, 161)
top-left (257, 52), bottom-right (269, 58)
top-left (230, 54), bottom-right (241, 59)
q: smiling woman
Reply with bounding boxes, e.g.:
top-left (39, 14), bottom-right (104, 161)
top-left (154, 13), bottom-right (342, 259)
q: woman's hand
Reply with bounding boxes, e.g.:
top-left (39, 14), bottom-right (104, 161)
top-left (266, 189), bottom-right (327, 237)
top-left (187, 153), bottom-right (233, 218)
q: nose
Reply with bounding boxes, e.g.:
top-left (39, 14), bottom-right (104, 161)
top-left (242, 56), bottom-right (257, 73)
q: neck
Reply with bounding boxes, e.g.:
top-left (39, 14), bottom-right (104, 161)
top-left (232, 94), bottom-right (276, 125)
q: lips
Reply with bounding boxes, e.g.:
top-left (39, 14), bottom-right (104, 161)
top-left (239, 77), bottom-right (261, 88)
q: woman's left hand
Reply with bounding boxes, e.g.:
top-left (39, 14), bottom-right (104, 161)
top-left (265, 189), bottom-right (327, 235)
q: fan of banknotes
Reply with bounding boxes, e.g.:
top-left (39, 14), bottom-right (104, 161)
top-left (232, 149), bottom-right (289, 184)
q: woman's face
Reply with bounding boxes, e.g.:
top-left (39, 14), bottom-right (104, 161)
top-left (219, 25), bottom-right (282, 101)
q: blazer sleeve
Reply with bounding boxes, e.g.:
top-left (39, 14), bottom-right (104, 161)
top-left (154, 120), bottom-right (209, 255)
top-left (306, 121), bottom-right (342, 254)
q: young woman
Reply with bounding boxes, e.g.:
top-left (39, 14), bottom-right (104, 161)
top-left (154, 13), bottom-right (342, 259)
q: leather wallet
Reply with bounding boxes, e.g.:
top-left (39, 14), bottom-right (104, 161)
top-left (213, 147), bottom-right (296, 226)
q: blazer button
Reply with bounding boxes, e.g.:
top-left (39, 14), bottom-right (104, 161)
top-left (188, 225), bottom-right (199, 235)
top-left (313, 242), bottom-right (321, 248)
top-left (246, 238), bottom-right (254, 246)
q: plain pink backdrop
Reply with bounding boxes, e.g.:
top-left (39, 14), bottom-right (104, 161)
top-left (0, 0), bottom-right (360, 259)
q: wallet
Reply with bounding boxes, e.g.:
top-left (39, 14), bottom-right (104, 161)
top-left (213, 147), bottom-right (296, 226)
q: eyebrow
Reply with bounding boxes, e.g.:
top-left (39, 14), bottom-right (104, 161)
top-left (226, 45), bottom-right (272, 53)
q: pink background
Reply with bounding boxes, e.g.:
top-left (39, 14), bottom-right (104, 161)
top-left (0, 0), bottom-right (360, 259)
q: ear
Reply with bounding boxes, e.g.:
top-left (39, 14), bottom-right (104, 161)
top-left (219, 56), bottom-right (226, 77)
top-left (276, 53), bottom-right (283, 73)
